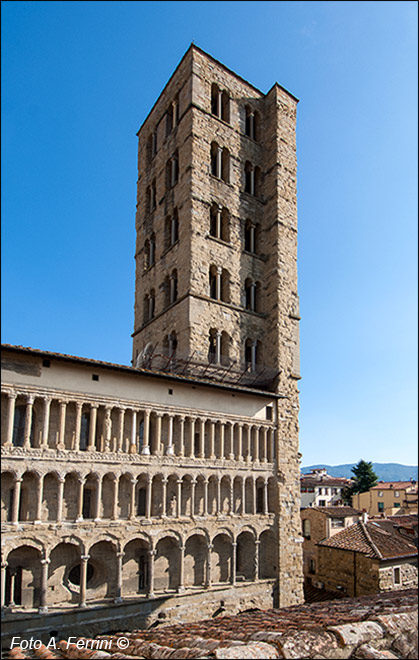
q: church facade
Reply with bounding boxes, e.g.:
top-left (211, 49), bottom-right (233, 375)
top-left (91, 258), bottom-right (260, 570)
top-left (1, 45), bottom-right (303, 639)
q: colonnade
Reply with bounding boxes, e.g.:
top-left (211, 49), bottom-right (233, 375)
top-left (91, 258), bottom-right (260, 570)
top-left (1, 389), bottom-right (276, 461)
top-left (1, 528), bottom-right (276, 612)
top-left (2, 469), bottom-right (276, 524)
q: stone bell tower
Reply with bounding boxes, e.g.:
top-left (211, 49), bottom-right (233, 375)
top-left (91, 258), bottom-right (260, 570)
top-left (132, 44), bottom-right (303, 604)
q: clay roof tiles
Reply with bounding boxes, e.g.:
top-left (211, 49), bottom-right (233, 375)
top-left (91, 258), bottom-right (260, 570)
top-left (318, 521), bottom-right (418, 559)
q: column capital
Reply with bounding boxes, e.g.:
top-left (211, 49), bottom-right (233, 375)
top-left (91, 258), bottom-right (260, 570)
top-left (7, 392), bottom-right (17, 401)
top-left (81, 554), bottom-right (90, 562)
top-left (90, 403), bottom-right (99, 410)
top-left (207, 543), bottom-right (213, 551)
top-left (26, 394), bottom-right (35, 405)
top-left (58, 476), bottom-right (66, 484)
top-left (130, 477), bottom-right (138, 485)
top-left (77, 476), bottom-right (86, 485)
top-left (1, 561), bottom-right (8, 569)
top-left (40, 558), bottom-right (51, 566)
top-left (148, 549), bottom-right (156, 557)
top-left (232, 542), bottom-right (237, 548)
top-left (14, 477), bottom-right (23, 484)
top-left (116, 551), bottom-right (124, 559)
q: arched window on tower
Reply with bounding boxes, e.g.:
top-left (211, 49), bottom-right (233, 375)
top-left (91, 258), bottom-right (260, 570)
top-left (210, 203), bottom-right (230, 242)
top-left (210, 142), bottom-right (229, 182)
top-left (245, 338), bottom-right (259, 372)
top-left (144, 233), bottom-right (156, 269)
top-left (211, 83), bottom-right (230, 123)
top-left (244, 278), bottom-right (261, 312)
top-left (245, 106), bottom-right (259, 140)
top-left (165, 210), bottom-right (179, 249)
top-left (244, 220), bottom-right (259, 254)
top-left (166, 152), bottom-right (179, 189)
top-left (209, 265), bottom-right (230, 303)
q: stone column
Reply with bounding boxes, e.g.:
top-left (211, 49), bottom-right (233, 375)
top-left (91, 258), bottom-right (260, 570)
top-left (76, 477), bottom-right (86, 521)
top-left (249, 224), bottom-right (255, 253)
top-left (241, 478), bottom-right (246, 515)
top-left (215, 331), bottom-right (222, 364)
top-left (87, 404), bottom-right (98, 451)
top-left (191, 479), bottom-right (196, 518)
top-left (41, 397), bottom-right (52, 449)
top-left (38, 558), bottom-right (50, 613)
top-left (8, 571), bottom-right (16, 607)
top-left (254, 426), bottom-right (260, 463)
top-left (237, 424), bottom-right (243, 460)
top-left (243, 425), bottom-right (250, 462)
top-left (209, 421), bottom-right (215, 458)
top-left (263, 479), bottom-right (269, 515)
top-left (166, 415), bottom-right (174, 455)
top-left (203, 478), bottom-right (208, 516)
top-left (161, 478), bottom-right (167, 517)
top-left (215, 204), bottom-right (222, 239)
top-left (216, 477), bottom-right (221, 515)
top-left (147, 550), bottom-right (156, 597)
top-left (217, 90), bottom-right (223, 118)
top-left (188, 417), bottom-right (195, 458)
top-left (129, 478), bottom-right (137, 519)
top-left (5, 392), bottom-right (17, 447)
top-left (112, 476), bottom-right (119, 520)
top-left (57, 400), bottom-right (67, 450)
top-left (178, 545), bottom-right (185, 593)
top-left (254, 540), bottom-right (260, 581)
top-left (269, 429), bottom-right (275, 462)
top-left (1, 562), bottom-right (7, 609)
top-left (178, 415), bottom-right (185, 457)
top-left (229, 481), bottom-right (234, 515)
top-left (11, 477), bottom-right (22, 524)
top-left (94, 476), bottom-right (103, 521)
top-left (56, 476), bottom-right (65, 523)
top-left (74, 401), bottom-right (82, 451)
top-left (219, 423), bottom-right (225, 459)
top-left (130, 410), bottom-right (138, 454)
top-left (117, 407), bottom-right (125, 452)
top-left (103, 407), bottom-right (112, 452)
top-left (215, 266), bottom-right (222, 300)
top-left (171, 214), bottom-right (177, 245)
top-left (249, 165), bottom-right (255, 195)
top-left (79, 555), bottom-right (90, 608)
top-left (252, 478), bottom-right (257, 515)
top-left (35, 474), bottom-right (44, 523)
top-left (114, 552), bottom-right (124, 603)
top-left (155, 413), bottom-right (163, 455)
top-left (206, 543), bottom-right (213, 588)
top-left (146, 475), bottom-right (152, 519)
top-left (23, 395), bottom-right (35, 449)
top-left (170, 273), bottom-right (176, 304)
top-left (176, 479), bottom-right (182, 518)
top-left (261, 427), bottom-right (268, 463)
top-left (228, 423), bottom-right (235, 460)
top-left (231, 543), bottom-right (237, 585)
top-left (195, 418), bottom-right (204, 458)
top-left (217, 145), bottom-right (223, 178)
top-left (251, 340), bottom-right (257, 372)
top-left (250, 282), bottom-right (256, 311)
top-left (142, 409), bottom-right (151, 455)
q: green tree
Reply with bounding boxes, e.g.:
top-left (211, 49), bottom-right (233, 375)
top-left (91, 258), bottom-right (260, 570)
top-left (343, 460), bottom-right (378, 500)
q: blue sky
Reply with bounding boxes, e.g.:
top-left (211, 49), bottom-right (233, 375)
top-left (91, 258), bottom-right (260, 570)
top-left (2, 1), bottom-right (417, 466)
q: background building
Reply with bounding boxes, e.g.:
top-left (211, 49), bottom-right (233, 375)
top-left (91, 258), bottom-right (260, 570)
top-left (353, 481), bottom-right (418, 517)
top-left (300, 468), bottom-right (351, 508)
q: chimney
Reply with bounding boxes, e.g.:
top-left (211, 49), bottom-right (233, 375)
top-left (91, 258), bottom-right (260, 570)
top-left (362, 510), bottom-right (368, 524)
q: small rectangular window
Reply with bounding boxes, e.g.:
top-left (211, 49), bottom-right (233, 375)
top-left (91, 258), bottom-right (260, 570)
top-left (393, 567), bottom-right (401, 585)
top-left (43, 359), bottom-right (51, 367)
top-left (168, 388), bottom-right (173, 395)
top-left (92, 374), bottom-right (99, 381)
top-left (266, 406), bottom-right (273, 420)
top-left (378, 502), bottom-right (384, 512)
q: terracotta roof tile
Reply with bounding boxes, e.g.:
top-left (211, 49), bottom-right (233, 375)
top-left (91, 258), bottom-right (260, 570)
top-left (318, 521), bottom-right (418, 558)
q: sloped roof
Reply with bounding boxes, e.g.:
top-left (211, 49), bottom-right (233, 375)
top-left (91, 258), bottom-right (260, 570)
top-left (371, 481), bottom-right (416, 490)
top-left (308, 506), bottom-right (361, 518)
top-left (318, 521), bottom-right (418, 559)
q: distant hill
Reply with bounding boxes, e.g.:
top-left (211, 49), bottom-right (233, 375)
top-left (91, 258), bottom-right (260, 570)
top-left (301, 463), bottom-right (418, 482)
